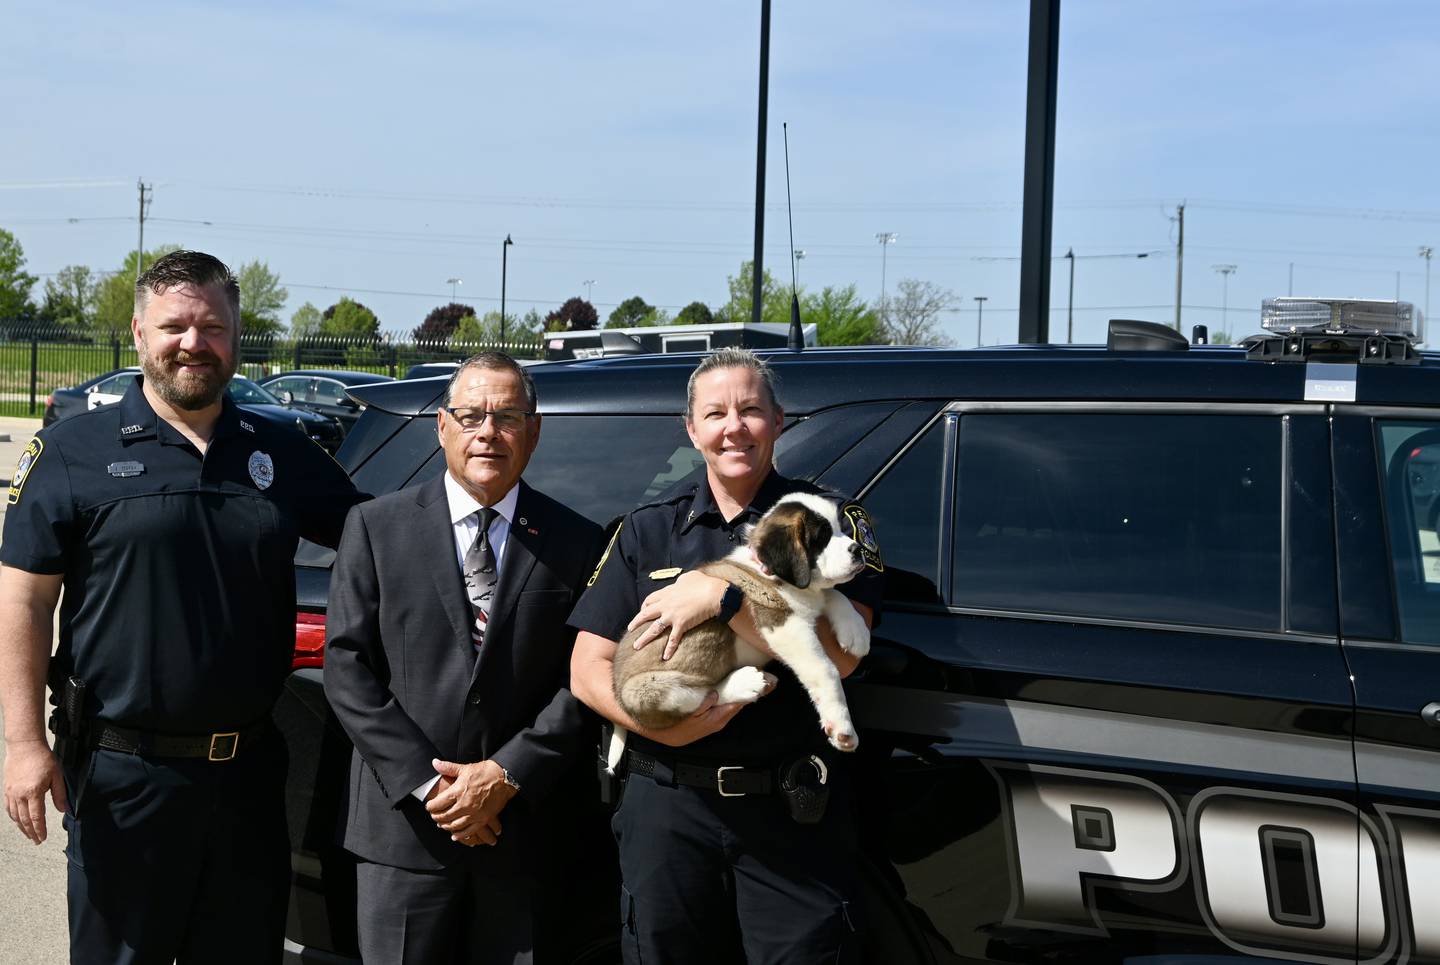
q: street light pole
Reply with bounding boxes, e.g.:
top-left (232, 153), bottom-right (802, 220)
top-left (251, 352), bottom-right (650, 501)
top-left (1213, 264), bottom-right (1237, 333)
top-left (500, 235), bottom-right (514, 346)
top-left (974, 296), bottom-right (988, 346)
top-left (447, 277), bottom-right (462, 301)
top-left (1065, 248), bottom-right (1075, 344)
top-left (876, 232), bottom-right (897, 325)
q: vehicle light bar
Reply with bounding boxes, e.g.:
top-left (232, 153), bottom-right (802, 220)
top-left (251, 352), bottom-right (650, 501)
top-left (293, 611), bottom-right (326, 670)
top-left (1261, 298), bottom-right (1416, 339)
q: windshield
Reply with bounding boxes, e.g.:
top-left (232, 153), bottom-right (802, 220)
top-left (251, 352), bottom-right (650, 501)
top-left (227, 377), bottom-right (282, 406)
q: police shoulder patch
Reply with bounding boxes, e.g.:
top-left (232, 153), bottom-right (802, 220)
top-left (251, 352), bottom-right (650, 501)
top-left (8, 437), bottom-right (43, 506)
top-left (842, 504), bottom-right (883, 572)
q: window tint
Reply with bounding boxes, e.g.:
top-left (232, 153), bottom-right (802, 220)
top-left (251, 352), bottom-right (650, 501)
top-left (1377, 421), bottom-right (1440, 645)
top-left (401, 415), bottom-right (697, 529)
top-left (312, 379), bottom-right (348, 405)
top-left (951, 413), bottom-right (1283, 631)
top-left (861, 421), bottom-right (946, 605)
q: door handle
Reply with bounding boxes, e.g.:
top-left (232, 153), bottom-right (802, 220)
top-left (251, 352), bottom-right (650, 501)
top-left (1421, 702), bottom-right (1440, 727)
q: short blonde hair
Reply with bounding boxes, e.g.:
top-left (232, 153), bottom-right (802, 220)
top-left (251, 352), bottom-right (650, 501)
top-left (684, 348), bottom-right (780, 422)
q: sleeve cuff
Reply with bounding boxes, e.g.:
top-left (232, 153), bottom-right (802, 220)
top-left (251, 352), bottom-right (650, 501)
top-left (410, 773), bottom-right (441, 802)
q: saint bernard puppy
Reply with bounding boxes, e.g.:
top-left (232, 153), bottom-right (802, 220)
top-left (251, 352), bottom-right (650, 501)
top-left (607, 492), bottom-right (872, 774)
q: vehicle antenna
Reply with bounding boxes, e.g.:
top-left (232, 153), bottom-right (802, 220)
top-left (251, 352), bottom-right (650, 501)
top-left (783, 122), bottom-right (803, 351)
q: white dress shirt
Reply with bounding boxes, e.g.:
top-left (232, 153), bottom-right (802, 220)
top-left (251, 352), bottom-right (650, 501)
top-left (411, 473), bottom-right (521, 801)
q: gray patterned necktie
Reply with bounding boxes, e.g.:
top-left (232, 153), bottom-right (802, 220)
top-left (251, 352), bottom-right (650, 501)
top-left (462, 507), bottom-right (500, 651)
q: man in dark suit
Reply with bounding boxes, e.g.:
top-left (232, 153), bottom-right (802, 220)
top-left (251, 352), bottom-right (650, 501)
top-left (324, 352), bottom-right (603, 965)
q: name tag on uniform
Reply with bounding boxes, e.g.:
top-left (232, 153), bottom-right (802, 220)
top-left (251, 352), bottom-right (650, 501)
top-left (648, 567), bottom-right (682, 580)
top-left (107, 461), bottom-right (145, 478)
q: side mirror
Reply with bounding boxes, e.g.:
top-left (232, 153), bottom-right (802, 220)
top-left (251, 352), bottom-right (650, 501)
top-left (338, 396), bottom-right (359, 409)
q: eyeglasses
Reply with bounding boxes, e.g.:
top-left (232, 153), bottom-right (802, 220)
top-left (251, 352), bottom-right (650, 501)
top-left (443, 406), bottom-right (535, 433)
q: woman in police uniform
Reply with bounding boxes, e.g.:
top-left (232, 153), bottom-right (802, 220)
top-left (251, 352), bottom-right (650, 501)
top-left (569, 348), bottom-right (882, 965)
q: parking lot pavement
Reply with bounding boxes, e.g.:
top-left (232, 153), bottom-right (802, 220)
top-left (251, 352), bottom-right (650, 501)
top-left (0, 417), bottom-right (72, 965)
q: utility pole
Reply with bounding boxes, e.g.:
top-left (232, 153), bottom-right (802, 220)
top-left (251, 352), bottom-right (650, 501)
top-left (1421, 246), bottom-right (1433, 345)
top-left (876, 232), bottom-right (897, 326)
top-left (1173, 202), bottom-right (1185, 331)
top-left (974, 296), bottom-right (988, 346)
top-left (1065, 248), bottom-right (1075, 343)
top-left (134, 178), bottom-right (153, 283)
top-left (750, 0), bottom-right (772, 326)
top-left (1213, 264), bottom-right (1237, 333)
top-left (583, 279), bottom-right (595, 302)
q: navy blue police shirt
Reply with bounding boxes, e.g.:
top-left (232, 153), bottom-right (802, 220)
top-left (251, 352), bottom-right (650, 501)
top-left (569, 468), bottom-right (884, 765)
top-left (2, 378), bottom-right (365, 734)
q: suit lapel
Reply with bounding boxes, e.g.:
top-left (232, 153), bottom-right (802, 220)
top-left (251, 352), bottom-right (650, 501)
top-left (416, 476), bottom-right (475, 658)
top-left (473, 481), bottom-right (543, 681)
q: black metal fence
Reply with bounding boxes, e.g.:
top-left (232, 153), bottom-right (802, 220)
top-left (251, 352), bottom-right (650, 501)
top-left (0, 322), bottom-right (542, 417)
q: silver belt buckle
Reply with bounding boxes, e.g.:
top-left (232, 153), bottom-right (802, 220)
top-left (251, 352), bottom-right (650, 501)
top-left (715, 765), bottom-right (745, 797)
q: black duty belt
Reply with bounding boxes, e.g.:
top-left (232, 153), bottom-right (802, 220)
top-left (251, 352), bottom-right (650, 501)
top-left (87, 719), bottom-right (268, 762)
top-left (626, 749), bottom-right (774, 797)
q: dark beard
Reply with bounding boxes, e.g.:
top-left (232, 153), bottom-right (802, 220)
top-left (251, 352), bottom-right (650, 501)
top-left (139, 347), bottom-right (235, 411)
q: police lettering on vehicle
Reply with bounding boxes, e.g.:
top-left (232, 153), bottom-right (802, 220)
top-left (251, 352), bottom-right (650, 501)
top-left (986, 762), bottom-right (1440, 965)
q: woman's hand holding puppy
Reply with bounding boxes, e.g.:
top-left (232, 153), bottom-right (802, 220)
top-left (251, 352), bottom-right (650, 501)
top-left (628, 570), bottom-right (769, 661)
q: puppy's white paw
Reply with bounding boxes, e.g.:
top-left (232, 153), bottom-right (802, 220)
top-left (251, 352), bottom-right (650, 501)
top-left (716, 666), bottom-right (774, 705)
top-left (823, 717), bottom-right (859, 752)
top-left (833, 617), bottom-right (871, 658)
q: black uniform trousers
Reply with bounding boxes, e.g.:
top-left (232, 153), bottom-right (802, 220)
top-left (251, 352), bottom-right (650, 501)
top-left (613, 769), bottom-right (862, 965)
top-left (61, 733), bottom-right (289, 965)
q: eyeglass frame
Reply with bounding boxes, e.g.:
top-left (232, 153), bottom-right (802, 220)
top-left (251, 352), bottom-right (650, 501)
top-left (441, 406), bottom-right (537, 433)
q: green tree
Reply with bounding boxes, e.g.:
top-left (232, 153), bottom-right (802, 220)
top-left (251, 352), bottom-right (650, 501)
top-left (290, 302), bottom-right (323, 338)
top-left (39, 265), bottom-right (97, 327)
top-left (717, 261), bottom-right (790, 326)
top-left (675, 301), bottom-right (713, 326)
top-left (0, 229), bottom-right (38, 323)
top-left (803, 284), bottom-right (882, 346)
top-left (236, 260), bottom-right (287, 334)
top-left (321, 297), bottom-right (381, 338)
top-left (884, 278), bottom-right (954, 346)
top-left (454, 310), bottom-right (503, 344)
top-left (93, 245), bottom-right (181, 334)
top-left (607, 295), bottom-right (653, 328)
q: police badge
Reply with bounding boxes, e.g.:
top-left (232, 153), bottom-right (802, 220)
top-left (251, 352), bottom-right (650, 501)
top-left (248, 451), bottom-right (275, 490)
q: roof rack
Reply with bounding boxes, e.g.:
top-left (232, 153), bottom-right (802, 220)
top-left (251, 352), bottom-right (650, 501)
top-left (1241, 332), bottom-right (1419, 365)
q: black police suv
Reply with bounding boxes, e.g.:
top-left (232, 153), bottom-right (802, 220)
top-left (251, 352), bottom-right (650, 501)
top-left (279, 300), bottom-right (1440, 965)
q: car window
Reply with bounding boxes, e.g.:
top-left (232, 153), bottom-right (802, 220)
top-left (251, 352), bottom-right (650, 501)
top-left (227, 378), bottom-right (281, 405)
top-left (859, 420), bottom-right (946, 605)
top-left (269, 377), bottom-right (307, 399)
top-left (950, 412), bottom-right (1283, 631)
top-left (312, 379), bottom-right (349, 405)
top-left (97, 372), bottom-right (137, 394)
top-left (1377, 421), bottom-right (1440, 645)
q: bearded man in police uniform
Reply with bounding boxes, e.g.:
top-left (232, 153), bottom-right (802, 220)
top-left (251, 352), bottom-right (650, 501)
top-left (0, 250), bottom-right (363, 965)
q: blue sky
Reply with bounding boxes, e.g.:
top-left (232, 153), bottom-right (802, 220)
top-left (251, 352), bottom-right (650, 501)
top-left (3, 0), bottom-right (1439, 345)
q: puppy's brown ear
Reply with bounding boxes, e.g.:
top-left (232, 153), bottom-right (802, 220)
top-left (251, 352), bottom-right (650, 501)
top-left (757, 511), bottom-right (812, 588)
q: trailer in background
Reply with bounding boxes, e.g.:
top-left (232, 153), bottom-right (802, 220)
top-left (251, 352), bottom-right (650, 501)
top-left (542, 321), bottom-right (818, 361)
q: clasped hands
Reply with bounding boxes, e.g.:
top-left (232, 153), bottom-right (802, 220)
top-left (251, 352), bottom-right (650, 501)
top-left (424, 757), bottom-right (517, 848)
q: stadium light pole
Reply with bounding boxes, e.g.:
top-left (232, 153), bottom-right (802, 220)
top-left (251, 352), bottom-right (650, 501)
top-left (1213, 264), bottom-right (1237, 334)
top-left (500, 235), bottom-right (513, 346)
top-left (447, 277), bottom-right (462, 301)
top-left (974, 296), bottom-right (988, 346)
top-left (1421, 246), bottom-right (1433, 345)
